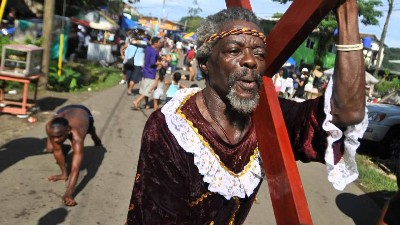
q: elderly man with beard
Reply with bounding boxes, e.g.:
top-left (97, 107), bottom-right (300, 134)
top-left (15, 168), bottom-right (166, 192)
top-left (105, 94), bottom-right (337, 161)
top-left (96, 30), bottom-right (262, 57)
top-left (125, 2), bottom-right (367, 224)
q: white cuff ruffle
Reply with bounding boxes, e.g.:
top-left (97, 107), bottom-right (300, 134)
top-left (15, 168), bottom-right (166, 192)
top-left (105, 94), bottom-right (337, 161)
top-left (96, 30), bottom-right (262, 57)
top-left (323, 79), bottom-right (368, 190)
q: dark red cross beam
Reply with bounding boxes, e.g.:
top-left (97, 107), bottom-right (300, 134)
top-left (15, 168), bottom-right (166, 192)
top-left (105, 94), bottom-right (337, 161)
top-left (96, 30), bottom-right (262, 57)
top-left (225, 0), bottom-right (340, 224)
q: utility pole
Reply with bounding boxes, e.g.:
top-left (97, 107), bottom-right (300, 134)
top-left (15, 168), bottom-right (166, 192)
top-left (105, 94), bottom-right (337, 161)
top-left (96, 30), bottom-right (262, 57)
top-left (42, 0), bottom-right (55, 86)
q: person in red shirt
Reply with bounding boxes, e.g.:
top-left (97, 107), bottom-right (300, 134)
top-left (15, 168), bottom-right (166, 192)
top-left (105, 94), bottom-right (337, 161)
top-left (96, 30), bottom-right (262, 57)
top-left (186, 46), bottom-right (196, 81)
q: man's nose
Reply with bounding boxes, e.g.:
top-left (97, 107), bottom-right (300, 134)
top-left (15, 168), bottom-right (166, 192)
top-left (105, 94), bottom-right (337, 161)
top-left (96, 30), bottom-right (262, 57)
top-left (240, 48), bottom-right (257, 69)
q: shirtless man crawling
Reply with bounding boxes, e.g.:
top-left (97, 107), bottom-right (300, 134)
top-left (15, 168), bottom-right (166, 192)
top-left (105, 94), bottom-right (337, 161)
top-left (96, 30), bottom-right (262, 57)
top-left (45, 104), bottom-right (102, 206)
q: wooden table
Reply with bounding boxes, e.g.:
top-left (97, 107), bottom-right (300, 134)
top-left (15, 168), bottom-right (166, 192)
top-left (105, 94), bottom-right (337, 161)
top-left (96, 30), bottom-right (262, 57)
top-left (0, 73), bottom-right (41, 116)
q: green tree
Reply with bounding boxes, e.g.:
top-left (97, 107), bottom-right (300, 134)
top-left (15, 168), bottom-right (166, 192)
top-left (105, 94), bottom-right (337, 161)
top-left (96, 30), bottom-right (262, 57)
top-left (382, 47), bottom-right (400, 70)
top-left (188, 0), bottom-right (203, 17)
top-left (52, 0), bottom-right (126, 16)
top-left (27, 0), bottom-right (139, 16)
top-left (180, 16), bottom-right (204, 32)
top-left (272, 0), bottom-right (383, 67)
top-left (272, 12), bottom-right (283, 18)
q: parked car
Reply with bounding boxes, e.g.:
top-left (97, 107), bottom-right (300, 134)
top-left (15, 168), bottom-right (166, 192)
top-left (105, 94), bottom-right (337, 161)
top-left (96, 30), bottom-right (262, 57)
top-left (363, 90), bottom-right (400, 159)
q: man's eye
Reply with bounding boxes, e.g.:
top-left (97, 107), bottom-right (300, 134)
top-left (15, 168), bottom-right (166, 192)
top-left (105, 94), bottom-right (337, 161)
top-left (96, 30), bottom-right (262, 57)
top-left (228, 49), bottom-right (241, 55)
top-left (254, 51), bottom-right (265, 60)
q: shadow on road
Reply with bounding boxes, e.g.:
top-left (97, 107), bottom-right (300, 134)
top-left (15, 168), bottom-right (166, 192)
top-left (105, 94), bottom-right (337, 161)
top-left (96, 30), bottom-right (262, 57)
top-left (37, 97), bottom-right (68, 111)
top-left (0, 137), bottom-right (48, 173)
top-left (37, 208), bottom-right (68, 225)
top-left (67, 146), bottom-right (107, 198)
top-left (336, 192), bottom-right (392, 225)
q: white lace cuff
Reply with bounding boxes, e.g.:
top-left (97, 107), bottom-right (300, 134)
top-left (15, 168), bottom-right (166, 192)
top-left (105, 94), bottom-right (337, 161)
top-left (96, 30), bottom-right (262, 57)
top-left (323, 78), bottom-right (368, 190)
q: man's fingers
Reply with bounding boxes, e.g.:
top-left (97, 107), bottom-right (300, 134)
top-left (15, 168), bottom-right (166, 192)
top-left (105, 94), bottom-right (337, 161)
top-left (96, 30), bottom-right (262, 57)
top-left (63, 198), bottom-right (77, 206)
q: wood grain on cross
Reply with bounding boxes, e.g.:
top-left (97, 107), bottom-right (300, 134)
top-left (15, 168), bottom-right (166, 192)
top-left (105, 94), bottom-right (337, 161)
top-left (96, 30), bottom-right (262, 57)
top-left (224, 0), bottom-right (340, 224)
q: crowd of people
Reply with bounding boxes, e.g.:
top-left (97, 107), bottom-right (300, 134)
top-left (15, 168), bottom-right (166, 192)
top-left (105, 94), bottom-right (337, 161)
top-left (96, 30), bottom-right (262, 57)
top-left (117, 29), bottom-right (201, 110)
top-left (40, 2), bottom-right (399, 225)
top-left (273, 65), bottom-right (328, 101)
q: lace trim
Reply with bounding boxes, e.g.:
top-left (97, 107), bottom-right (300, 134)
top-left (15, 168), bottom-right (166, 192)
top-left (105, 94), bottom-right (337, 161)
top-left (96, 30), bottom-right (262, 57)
top-left (323, 78), bottom-right (368, 190)
top-left (177, 105), bottom-right (260, 177)
top-left (161, 88), bottom-right (262, 200)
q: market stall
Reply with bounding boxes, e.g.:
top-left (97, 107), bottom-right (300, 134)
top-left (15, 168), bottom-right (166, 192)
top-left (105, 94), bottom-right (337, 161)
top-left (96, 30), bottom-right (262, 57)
top-left (71, 10), bottom-right (119, 64)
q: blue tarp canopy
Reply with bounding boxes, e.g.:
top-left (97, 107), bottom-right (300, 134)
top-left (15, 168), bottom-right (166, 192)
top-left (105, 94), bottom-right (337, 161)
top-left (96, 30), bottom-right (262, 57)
top-left (286, 56), bottom-right (296, 66)
top-left (121, 16), bottom-right (146, 30)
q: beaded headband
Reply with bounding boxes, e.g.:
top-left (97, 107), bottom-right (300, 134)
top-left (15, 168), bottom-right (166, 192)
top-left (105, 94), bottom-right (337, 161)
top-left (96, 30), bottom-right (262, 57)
top-left (203, 27), bottom-right (267, 45)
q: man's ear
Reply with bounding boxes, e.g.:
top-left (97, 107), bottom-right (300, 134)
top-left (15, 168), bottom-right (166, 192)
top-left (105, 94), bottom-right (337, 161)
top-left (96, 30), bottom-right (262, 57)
top-left (200, 64), bottom-right (208, 75)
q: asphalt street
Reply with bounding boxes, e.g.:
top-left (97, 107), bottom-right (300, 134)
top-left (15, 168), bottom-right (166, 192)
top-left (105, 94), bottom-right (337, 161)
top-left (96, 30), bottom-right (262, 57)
top-left (0, 76), bottom-right (382, 224)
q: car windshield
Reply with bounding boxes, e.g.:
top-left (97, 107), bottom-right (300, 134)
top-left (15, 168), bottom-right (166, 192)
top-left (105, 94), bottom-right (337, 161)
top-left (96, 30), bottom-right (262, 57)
top-left (379, 90), bottom-right (400, 106)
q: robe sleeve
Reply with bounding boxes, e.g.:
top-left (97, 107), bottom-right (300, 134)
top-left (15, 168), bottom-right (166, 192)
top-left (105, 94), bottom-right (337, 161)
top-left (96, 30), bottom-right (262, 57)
top-left (126, 110), bottom-right (192, 225)
top-left (279, 96), bottom-right (328, 163)
top-left (280, 79), bottom-right (368, 190)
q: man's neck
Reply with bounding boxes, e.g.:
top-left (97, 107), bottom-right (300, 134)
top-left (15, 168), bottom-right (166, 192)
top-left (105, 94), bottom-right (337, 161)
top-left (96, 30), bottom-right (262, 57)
top-left (198, 88), bottom-right (251, 144)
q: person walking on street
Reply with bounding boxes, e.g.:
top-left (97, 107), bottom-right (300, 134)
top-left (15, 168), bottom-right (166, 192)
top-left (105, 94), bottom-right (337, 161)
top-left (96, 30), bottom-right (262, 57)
top-left (186, 46), bottom-right (196, 81)
top-left (293, 68), bottom-right (308, 99)
top-left (132, 36), bottom-right (163, 110)
top-left (119, 30), bottom-right (133, 85)
top-left (170, 48), bottom-right (179, 72)
top-left (121, 36), bottom-right (147, 96)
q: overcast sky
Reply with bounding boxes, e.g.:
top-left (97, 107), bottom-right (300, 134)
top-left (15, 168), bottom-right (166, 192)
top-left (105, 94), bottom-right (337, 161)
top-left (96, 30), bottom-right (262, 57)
top-left (133, 0), bottom-right (399, 48)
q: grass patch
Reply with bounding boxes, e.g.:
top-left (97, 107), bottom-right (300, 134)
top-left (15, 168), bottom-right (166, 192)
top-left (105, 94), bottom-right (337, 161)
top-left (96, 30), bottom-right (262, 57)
top-left (356, 154), bottom-right (398, 192)
top-left (47, 60), bottom-right (122, 92)
top-left (78, 67), bottom-right (121, 92)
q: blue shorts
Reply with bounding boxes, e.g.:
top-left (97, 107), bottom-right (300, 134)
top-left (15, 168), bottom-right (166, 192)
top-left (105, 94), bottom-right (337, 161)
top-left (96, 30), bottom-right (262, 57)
top-left (126, 65), bottom-right (143, 84)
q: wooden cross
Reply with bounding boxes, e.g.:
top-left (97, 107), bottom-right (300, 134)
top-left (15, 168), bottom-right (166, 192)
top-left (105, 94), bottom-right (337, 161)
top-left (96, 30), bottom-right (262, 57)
top-left (225, 0), bottom-right (341, 224)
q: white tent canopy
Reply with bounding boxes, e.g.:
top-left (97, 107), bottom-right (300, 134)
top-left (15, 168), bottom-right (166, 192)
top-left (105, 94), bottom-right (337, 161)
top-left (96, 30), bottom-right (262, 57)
top-left (71, 10), bottom-right (119, 31)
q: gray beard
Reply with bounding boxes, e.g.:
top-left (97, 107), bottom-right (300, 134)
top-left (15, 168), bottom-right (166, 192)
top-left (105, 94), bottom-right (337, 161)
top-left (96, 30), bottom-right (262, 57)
top-left (226, 69), bottom-right (262, 115)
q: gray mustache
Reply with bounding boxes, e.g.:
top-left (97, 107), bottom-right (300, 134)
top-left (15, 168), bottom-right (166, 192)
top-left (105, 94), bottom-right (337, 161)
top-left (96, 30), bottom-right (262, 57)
top-left (230, 69), bottom-right (262, 86)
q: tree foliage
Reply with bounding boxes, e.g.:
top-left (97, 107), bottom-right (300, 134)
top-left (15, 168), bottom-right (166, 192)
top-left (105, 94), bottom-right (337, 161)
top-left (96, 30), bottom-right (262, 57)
top-left (272, 0), bottom-right (383, 66)
top-left (179, 16), bottom-right (204, 32)
top-left (272, 0), bottom-right (383, 26)
top-left (382, 47), bottom-right (400, 71)
top-left (187, 0), bottom-right (203, 17)
top-left (357, 0), bottom-right (383, 25)
top-left (52, 0), bottom-right (125, 16)
top-left (272, 12), bottom-right (283, 18)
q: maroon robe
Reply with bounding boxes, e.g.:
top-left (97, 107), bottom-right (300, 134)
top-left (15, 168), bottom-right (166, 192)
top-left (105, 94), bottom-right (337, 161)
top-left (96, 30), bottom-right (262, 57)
top-left (126, 92), bottom-right (331, 225)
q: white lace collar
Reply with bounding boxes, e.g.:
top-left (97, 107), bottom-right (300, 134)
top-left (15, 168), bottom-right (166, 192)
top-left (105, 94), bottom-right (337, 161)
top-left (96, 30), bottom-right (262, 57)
top-left (161, 88), bottom-right (262, 200)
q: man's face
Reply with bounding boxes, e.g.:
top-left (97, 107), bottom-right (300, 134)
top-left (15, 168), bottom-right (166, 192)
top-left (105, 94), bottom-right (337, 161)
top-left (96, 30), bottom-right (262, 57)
top-left (48, 126), bottom-right (70, 145)
top-left (205, 20), bottom-right (266, 114)
top-left (157, 40), bottom-right (163, 48)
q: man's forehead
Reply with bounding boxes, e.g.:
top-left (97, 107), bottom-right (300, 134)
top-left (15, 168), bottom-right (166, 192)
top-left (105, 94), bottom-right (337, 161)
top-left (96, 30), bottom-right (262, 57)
top-left (49, 125), bottom-right (68, 133)
top-left (48, 130), bottom-right (67, 138)
top-left (220, 20), bottom-right (261, 32)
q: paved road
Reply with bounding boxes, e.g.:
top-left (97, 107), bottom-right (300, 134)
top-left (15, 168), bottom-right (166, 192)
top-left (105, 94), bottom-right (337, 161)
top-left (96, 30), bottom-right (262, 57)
top-left (0, 80), bottom-right (381, 225)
